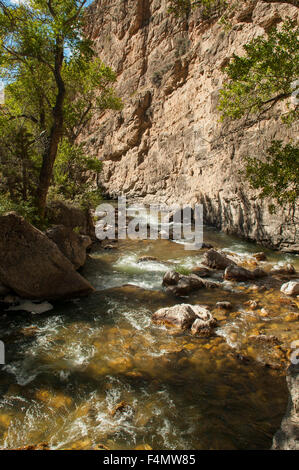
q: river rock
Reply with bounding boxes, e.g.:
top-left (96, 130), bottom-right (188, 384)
top-left (224, 264), bottom-right (267, 282)
top-left (272, 363), bottom-right (299, 450)
top-left (249, 334), bottom-right (281, 345)
top-left (152, 304), bottom-right (197, 330)
top-left (163, 271), bottom-right (204, 296)
top-left (191, 266), bottom-right (212, 277)
top-left (202, 250), bottom-right (237, 270)
top-left (137, 256), bottom-right (158, 263)
top-left (163, 271), bottom-right (181, 286)
top-left (271, 264), bottom-right (296, 275)
top-left (216, 301), bottom-right (233, 310)
top-left (46, 225), bottom-right (92, 269)
top-left (190, 306), bottom-right (217, 336)
top-left (0, 213), bottom-right (94, 300)
top-left (253, 252), bottom-right (267, 261)
top-left (280, 281), bottom-right (299, 296)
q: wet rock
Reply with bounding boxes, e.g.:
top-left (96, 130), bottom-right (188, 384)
top-left (272, 363), bottom-right (299, 450)
top-left (201, 243), bottom-right (214, 250)
top-left (216, 301), bottom-right (233, 310)
top-left (0, 213), bottom-right (94, 300)
top-left (260, 308), bottom-right (270, 317)
top-left (110, 401), bottom-right (131, 417)
top-left (191, 266), bottom-right (213, 277)
top-left (46, 225), bottom-right (92, 269)
top-left (190, 306), bottom-right (217, 337)
top-left (281, 281), bottom-right (299, 297)
top-left (163, 270), bottom-right (181, 286)
top-left (271, 264), bottom-right (296, 275)
top-left (138, 256), bottom-right (158, 263)
top-left (163, 271), bottom-right (205, 296)
top-left (13, 443), bottom-right (50, 451)
top-left (152, 304), bottom-right (197, 330)
top-left (20, 326), bottom-right (39, 337)
top-left (202, 249), bottom-right (236, 270)
top-left (253, 252), bottom-right (267, 261)
top-left (93, 444), bottom-right (110, 450)
top-left (201, 279), bottom-right (219, 289)
top-left (249, 334), bottom-right (281, 345)
top-left (245, 300), bottom-right (259, 310)
top-left (103, 244), bottom-right (117, 250)
top-left (224, 264), bottom-right (267, 282)
top-left (167, 275), bottom-right (204, 296)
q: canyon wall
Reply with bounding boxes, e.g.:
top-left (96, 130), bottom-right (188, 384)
top-left (84, 0), bottom-right (299, 251)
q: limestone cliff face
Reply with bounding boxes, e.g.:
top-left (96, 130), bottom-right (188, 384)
top-left (84, 0), bottom-right (299, 252)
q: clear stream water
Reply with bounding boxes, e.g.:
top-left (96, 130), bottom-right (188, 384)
top-left (0, 209), bottom-right (298, 450)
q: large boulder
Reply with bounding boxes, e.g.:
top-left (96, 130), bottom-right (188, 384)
top-left (202, 249), bottom-right (236, 270)
top-left (152, 304), bottom-right (197, 330)
top-left (224, 264), bottom-right (267, 282)
top-left (46, 225), bottom-right (92, 270)
top-left (46, 200), bottom-right (95, 239)
top-left (272, 363), bottom-right (299, 450)
top-left (152, 304), bottom-right (216, 335)
top-left (0, 213), bottom-right (94, 300)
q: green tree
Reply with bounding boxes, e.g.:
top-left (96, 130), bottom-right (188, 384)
top-left (218, 19), bottom-right (299, 208)
top-left (0, 0), bottom-right (121, 218)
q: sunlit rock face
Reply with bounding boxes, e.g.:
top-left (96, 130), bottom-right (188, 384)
top-left (83, 0), bottom-right (299, 252)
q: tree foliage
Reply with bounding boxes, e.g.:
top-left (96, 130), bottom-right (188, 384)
top-left (218, 19), bottom-right (299, 208)
top-left (219, 20), bottom-right (299, 122)
top-left (0, 0), bottom-right (122, 221)
top-left (246, 141), bottom-right (299, 210)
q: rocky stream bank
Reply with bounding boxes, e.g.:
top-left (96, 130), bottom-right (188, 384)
top-left (0, 203), bottom-right (298, 449)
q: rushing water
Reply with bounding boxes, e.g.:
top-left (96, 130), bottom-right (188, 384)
top-left (0, 209), bottom-right (298, 450)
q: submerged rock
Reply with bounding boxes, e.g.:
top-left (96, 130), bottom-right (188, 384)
top-left (249, 334), bottom-right (281, 346)
top-left (46, 225), bottom-right (92, 269)
top-left (253, 252), bottom-right (267, 261)
top-left (281, 281), bottom-right (299, 296)
top-left (272, 363), bottom-right (299, 450)
top-left (202, 249), bottom-right (236, 270)
top-left (216, 301), bottom-right (233, 310)
top-left (224, 264), bottom-right (267, 282)
top-left (0, 213), bottom-right (94, 300)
